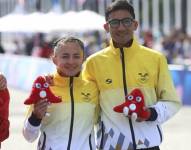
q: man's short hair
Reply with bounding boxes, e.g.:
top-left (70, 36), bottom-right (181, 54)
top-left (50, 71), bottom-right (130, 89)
top-left (105, 0), bottom-right (135, 21)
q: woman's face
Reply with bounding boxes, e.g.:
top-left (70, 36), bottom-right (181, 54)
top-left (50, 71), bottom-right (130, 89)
top-left (52, 42), bottom-right (84, 77)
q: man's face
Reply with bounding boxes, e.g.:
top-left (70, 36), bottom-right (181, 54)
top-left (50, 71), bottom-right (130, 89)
top-left (104, 10), bottom-right (138, 48)
top-left (53, 42), bottom-right (84, 77)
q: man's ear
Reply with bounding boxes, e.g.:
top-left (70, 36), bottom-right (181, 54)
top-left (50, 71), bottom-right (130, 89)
top-left (133, 20), bottom-right (139, 31)
top-left (103, 23), bottom-right (109, 33)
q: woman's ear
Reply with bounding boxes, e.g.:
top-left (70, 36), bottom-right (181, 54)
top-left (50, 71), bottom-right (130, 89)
top-left (103, 23), bottom-right (109, 33)
top-left (52, 56), bottom-right (57, 65)
top-left (83, 54), bottom-right (86, 61)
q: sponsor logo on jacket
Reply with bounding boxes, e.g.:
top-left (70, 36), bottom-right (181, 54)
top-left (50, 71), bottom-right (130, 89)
top-left (138, 72), bottom-right (149, 83)
top-left (81, 92), bottom-right (91, 102)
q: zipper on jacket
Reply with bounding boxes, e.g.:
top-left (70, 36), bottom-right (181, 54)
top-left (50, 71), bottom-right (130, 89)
top-left (67, 77), bottom-right (75, 150)
top-left (89, 134), bottom-right (92, 150)
top-left (40, 132), bottom-right (46, 150)
top-left (157, 125), bottom-right (163, 142)
top-left (120, 48), bottom-right (136, 150)
top-left (99, 121), bottom-right (105, 149)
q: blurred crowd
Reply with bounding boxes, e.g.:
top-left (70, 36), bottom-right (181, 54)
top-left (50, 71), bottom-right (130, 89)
top-left (0, 29), bottom-right (191, 65)
top-left (0, 31), bottom-right (108, 59)
top-left (140, 29), bottom-right (191, 65)
top-left (160, 29), bottom-right (191, 65)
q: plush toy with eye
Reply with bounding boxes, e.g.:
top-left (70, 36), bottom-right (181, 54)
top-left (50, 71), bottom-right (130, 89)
top-left (24, 76), bottom-right (62, 105)
top-left (113, 88), bottom-right (149, 120)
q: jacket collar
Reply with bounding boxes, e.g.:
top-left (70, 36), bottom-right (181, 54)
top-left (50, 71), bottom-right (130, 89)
top-left (53, 71), bottom-right (82, 87)
top-left (109, 36), bottom-right (140, 56)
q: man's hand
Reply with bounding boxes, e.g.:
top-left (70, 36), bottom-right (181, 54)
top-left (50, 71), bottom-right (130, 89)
top-left (136, 107), bottom-right (151, 122)
top-left (0, 74), bottom-right (7, 90)
top-left (33, 99), bottom-right (49, 119)
top-left (124, 107), bottom-right (151, 122)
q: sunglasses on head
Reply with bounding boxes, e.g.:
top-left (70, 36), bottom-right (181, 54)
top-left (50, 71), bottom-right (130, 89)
top-left (108, 17), bottom-right (134, 28)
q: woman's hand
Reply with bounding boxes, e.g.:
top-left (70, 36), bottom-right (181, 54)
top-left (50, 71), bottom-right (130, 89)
top-left (33, 99), bottom-right (49, 119)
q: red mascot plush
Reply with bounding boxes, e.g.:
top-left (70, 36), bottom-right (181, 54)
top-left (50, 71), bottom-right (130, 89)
top-left (0, 88), bottom-right (10, 145)
top-left (24, 76), bottom-right (62, 105)
top-left (113, 88), bottom-right (150, 120)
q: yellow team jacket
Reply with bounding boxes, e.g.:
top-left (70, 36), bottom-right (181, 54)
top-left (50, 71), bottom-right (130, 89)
top-left (82, 38), bottom-right (181, 150)
top-left (25, 72), bottom-right (99, 150)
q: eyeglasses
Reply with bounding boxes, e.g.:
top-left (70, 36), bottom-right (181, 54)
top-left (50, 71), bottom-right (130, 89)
top-left (108, 17), bottom-right (134, 28)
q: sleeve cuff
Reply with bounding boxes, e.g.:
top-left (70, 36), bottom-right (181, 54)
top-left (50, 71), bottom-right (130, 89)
top-left (28, 113), bottom-right (42, 126)
top-left (146, 107), bottom-right (158, 121)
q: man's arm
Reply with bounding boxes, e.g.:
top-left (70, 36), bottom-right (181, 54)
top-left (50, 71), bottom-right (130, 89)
top-left (138, 55), bottom-right (181, 123)
top-left (152, 101), bottom-right (180, 124)
top-left (153, 54), bottom-right (181, 124)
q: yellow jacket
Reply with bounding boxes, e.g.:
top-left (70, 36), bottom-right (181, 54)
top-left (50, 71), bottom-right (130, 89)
top-left (83, 38), bottom-right (181, 149)
top-left (23, 72), bottom-right (99, 150)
